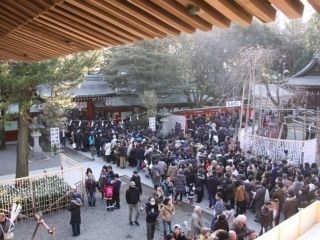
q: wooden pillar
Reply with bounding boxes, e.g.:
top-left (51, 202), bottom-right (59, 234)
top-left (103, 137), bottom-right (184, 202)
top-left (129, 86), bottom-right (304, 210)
top-left (86, 99), bottom-right (94, 120)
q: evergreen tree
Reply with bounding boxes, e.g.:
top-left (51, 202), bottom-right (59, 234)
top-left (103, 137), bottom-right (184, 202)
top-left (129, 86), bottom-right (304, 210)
top-left (1, 51), bottom-right (101, 178)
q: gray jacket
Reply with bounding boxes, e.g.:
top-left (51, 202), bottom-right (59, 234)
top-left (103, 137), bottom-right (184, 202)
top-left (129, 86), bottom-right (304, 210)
top-left (191, 212), bottom-right (202, 237)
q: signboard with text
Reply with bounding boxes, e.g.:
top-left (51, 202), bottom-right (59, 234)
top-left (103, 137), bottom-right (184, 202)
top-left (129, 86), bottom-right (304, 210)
top-left (148, 117), bottom-right (156, 131)
top-left (226, 100), bottom-right (242, 108)
top-left (50, 127), bottom-right (60, 146)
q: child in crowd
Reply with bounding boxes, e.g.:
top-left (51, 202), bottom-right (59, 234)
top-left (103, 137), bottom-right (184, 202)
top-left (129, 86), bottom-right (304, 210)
top-left (104, 182), bottom-right (114, 211)
top-left (187, 183), bottom-right (195, 204)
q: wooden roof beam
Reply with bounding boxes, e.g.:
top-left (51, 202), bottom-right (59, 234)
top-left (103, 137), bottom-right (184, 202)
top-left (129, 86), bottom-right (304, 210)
top-left (44, 11), bottom-right (123, 45)
top-left (128, 0), bottom-right (195, 33)
top-left (0, 41), bottom-right (45, 61)
top-left (1, 41), bottom-right (58, 61)
top-left (5, 34), bottom-right (66, 56)
top-left (65, 0), bottom-right (150, 40)
top-left (90, 0), bottom-right (167, 38)
top-left (107, 0), bottom-right (180, 36)
top-left (13, 29), bottom-right (77, 54)
top-left (308, 0), bottom-right (320, 13)
top-left (235, 0), bottom-right (276, 23)
top-left (52, 6), bottom-right (133, 44)
top-left (0, 48), bottom-right (36, 62)
top-left (24, 23), bottom-right (94, 52)
top-left (58, 3), bottom-right (139, 42)
top-left (177, 0), bottom-right (231, 28)
top-left (37, 14), bottom-right (110, 47)
top-left (268, 0), bottom-right (304, 19)
top-left (33, 17), bottom-right (106, 48)
top-left (0, 0), bottom-right (65, 37)
top-left (151, 0), bottom-right (212, 31)
top-left (205, 0), bottom-right (253, 27)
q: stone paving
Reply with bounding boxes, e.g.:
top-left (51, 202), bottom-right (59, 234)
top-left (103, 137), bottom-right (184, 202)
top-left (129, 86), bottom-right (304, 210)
top-left (0, 143), bottom-right (261, 239)
top-left (13, 177), bottom-right (213, 240)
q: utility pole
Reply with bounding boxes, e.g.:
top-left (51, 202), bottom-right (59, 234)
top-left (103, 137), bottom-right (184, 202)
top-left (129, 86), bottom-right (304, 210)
top-left (239, 82), bottom-right (246, 138)
top-left (317, 107), bottom-right (320, 168)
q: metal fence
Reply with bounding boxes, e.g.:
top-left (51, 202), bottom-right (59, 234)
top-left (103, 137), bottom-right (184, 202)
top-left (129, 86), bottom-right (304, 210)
top-left (0, 154), bottom-right (83, 221)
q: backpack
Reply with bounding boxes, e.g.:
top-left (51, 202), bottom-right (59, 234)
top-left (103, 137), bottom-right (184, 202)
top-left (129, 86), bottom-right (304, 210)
top-left (89, 136), bottom-right (95, 145)
top-left (104, 185), bottom-right (113, 199)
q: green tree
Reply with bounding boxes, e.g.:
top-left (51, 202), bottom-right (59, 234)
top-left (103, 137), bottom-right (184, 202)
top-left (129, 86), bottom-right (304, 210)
top-left (102, 39), bottom-right (183, 94)
top-left (3, 51), bottom-right (101, 178)
top-left (305, 14), bottom-right (320, 53)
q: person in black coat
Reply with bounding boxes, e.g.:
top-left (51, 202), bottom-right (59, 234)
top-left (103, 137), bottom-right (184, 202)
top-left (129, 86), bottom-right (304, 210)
top-left (131, 171), bottom-right (143, 195)
top-left (211, 214), bottom-right (229, 232)
top-left (206, 171), bottom-right (220, 208)
top-left (126, 181), bottom-right (141, 226)
top-left (113, 174), bottom-right (121, 209)
top-left (145, 197), bottom-right (159, 240)
top-left (68, 197), bottom-right (82, 237)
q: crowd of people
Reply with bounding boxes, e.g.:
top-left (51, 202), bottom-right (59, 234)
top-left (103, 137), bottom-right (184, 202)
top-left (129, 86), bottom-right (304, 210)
top-left (65, 112), bottom-right (320, 240)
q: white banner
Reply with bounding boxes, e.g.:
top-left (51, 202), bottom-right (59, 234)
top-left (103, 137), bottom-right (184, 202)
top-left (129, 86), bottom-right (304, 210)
top-left (226, 100), bottom-right (242, 107)
top-left (149, 117), bottom-right (156, 131)
top-left (50, 127), bottom-right (60, 146)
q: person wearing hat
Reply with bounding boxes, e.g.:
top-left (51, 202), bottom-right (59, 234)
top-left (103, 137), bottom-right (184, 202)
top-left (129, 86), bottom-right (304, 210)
top-left (173, 224), bottom-right (186, 240)
top-left (68, 194), bottom-right (83, 237)
top-left (125, 181), bottom-right (141, 226)
top-left (0, 213), bottom-right (14, 240)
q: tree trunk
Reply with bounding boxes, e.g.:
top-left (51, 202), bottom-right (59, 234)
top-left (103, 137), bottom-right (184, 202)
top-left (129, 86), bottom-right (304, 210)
top-left (16, 113), bottom-right (29, 178)
top-left (0, 119), bottom-right (5, 150)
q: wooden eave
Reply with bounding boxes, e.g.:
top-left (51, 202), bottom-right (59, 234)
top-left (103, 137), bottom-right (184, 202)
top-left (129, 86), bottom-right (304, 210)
top-left (0, 0), bottom-right (318, 62)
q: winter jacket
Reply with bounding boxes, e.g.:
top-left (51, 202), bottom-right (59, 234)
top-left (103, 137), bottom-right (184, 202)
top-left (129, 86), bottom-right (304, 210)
top-left (206, 175), bottom-right (219, 194)
top-left (214, 199), bottom-right (225, 218)
top-left (232, 223), bottom-right (251, 240)
top-left (191, 211), bottom-right (202, 237)
top-left (211, 218), bottom-right (229, 232)
top-left (174, 173), bottom-right (187, 192)
top-left (113, 179), bottom-right (121, 195)
top-left (167, 165), bottom-right (178, 182)
top-left (283, 196), bottom-right (298, 219)
top-left (131, 175), bottom-right (142, 194)
top-left (234, 185), bottom-right (245, 202)
top-left (260, 206), bottom-right (273, 229)
top-left (119, 145), bottom-right (127, 157)
top-left (272, 188), bottom-right (286, 208)
top-left (85, 177), bottom-right (96, 193)
top-left (145, 202), bottom-right (159, 223)
top-left (104, 142), bottom-right (111, 156)
top-left (162, 180), bottom-right (174, 197)
top-left (125, 186), bottom-right (140, 205)
top-left (253, 186), bottom-right (267, 209)
top-left (135, 147), bottom-right (145, 160)
top-left (157, 160), bottom-right (167, 175)
top-left (160, 204), bottom-right (175, 222)
top-left (69, 198), bottom-right (82, 224)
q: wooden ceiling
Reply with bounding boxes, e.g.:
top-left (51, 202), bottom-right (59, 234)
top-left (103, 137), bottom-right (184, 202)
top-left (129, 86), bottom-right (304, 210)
top-left (0, 0), bottom-right (319, 62)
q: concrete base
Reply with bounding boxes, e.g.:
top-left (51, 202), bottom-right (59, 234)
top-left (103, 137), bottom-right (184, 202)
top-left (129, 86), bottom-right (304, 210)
top-left (28, 152), bottom-right (49, 162)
